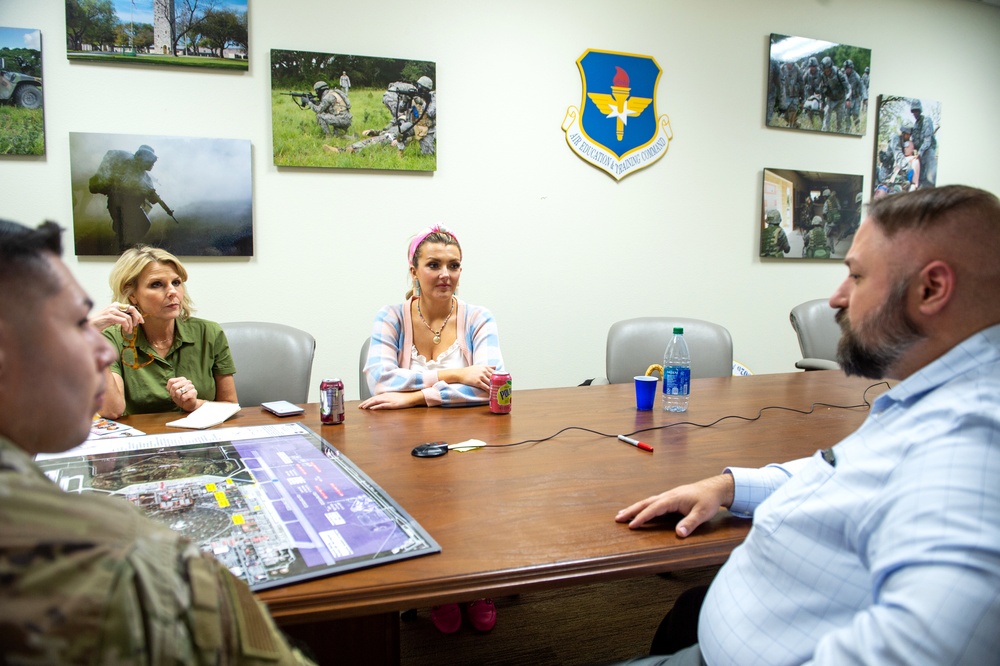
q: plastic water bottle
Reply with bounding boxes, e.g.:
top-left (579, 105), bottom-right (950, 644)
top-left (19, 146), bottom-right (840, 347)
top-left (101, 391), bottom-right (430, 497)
top-left (662, 327), bottom-right (691, 412)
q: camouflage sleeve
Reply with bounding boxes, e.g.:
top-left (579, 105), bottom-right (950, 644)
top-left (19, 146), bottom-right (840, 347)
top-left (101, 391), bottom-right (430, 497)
top-left (98, 538), bottom-right (317, 665)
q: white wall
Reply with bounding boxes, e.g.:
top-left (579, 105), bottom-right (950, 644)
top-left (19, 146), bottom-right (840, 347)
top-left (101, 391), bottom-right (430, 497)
top-left (3, 0), bottom-right (1000, 400)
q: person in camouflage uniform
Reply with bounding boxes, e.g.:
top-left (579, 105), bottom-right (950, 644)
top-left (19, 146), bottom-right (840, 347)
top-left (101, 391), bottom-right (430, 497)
top-left (800, 57), bottom-right (825, 129)
top-left (88, 145), bottom-right (174, 252)
top-left (822, 188), bottom-right (842, 241)
top-left (802, 215), bottom-right (832, 259)
top-left (910, 99), bottom-right (937, 188)
top-left (760, 208), bottom-right (790, 257)
top-left (860, 66), bottom-right (870, 112)
top-left (818, 56), bottom-right (851, 133)
top-left (842, 60), bottom-right (866, 132)
top-left (305, 80), bottom-right (352, 137)
top-left (778, 61), bottom-right (804, 128)
top-left (0, 219), bottom-right (315, 666)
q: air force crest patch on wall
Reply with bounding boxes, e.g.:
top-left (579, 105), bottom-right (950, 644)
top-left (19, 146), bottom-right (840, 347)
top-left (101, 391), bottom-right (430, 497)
top-left (562, 49), bottom-right (673, 181)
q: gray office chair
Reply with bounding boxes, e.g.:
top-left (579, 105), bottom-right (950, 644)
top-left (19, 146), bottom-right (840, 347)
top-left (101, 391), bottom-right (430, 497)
top-left (789, 299), bottom-right (842, 371)
top-left (359, 338), bottom-right (372, 401)
top-left (221, 321), bottom-right (316, 406)
top-left (599, 317), bottom-right (734, 384)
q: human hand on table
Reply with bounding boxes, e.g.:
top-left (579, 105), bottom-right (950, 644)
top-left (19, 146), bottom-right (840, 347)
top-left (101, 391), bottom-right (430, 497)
top-left (439, 365), bottom-right (495, 392)
top-left (358, 390), bottom-right (426, 410)
top-left (615, 473), bottom-right (735, 538)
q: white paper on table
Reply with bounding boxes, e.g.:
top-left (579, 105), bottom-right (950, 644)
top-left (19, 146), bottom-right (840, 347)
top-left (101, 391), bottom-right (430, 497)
top-left (166, 402), bottom-right (241, 429)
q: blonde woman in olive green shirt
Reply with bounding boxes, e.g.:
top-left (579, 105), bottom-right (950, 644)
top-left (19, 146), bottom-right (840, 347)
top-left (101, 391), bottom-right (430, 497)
top-left (92, 245), bottom-right (237, 417)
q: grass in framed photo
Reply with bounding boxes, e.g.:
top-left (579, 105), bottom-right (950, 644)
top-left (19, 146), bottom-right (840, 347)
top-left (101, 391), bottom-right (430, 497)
top-left (0, 26), bottom-right (44, 156)
top-left (872, 94), bottom-right (941, 199)
top-left (766, 33), bottom-right (870, 137)
top-left (70, 132), bottom-right (253, 257)
top-left (761, 168), bottom-right (863, 260)
top-left (65, 0), bottom-right (248, 71)
top-left (271, 49), bottom-right (436, 171)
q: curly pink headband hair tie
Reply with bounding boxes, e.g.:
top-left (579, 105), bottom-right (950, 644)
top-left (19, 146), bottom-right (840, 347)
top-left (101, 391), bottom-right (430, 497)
top-left (407, 224), bottom-right (458, 264)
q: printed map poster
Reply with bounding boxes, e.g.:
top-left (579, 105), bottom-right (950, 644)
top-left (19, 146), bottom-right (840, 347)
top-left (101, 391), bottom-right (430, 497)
top-left (35, 424), bottom-right (440, 591)
top-left (562, 48), bottom-right (673, 181)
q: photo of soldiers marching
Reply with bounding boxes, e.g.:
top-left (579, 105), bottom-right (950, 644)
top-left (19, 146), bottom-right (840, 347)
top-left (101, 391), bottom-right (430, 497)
top-left (766, 34), bottom-right (871, 137)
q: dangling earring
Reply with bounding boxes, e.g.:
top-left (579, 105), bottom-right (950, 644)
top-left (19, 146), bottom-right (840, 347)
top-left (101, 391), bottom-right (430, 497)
top-left (414, 280), bottom-right (421, 296)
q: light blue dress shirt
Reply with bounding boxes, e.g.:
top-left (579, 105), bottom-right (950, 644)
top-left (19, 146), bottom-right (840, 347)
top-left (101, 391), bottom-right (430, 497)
top-left (699, 323), bottom-right (1000, 665)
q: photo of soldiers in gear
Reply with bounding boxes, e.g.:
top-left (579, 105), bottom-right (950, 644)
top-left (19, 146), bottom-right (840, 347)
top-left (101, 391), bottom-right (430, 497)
top-left (760, 209), bottom-right (790, 258)
top-left (88, 144), bottom-right (175, 252)
top-left (305, 80), bottom-right (352, 137)
top-left (766, 34), bottom-right (870, 136)
top-left (873, 94), bottom-right (941, 199)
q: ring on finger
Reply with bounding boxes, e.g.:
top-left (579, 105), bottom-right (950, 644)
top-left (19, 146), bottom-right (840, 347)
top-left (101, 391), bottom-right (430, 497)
top-left (179, 386), bottom-right (189, 395)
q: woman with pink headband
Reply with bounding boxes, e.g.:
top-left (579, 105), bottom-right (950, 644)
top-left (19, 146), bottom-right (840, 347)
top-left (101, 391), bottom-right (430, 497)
top-left (360, 224), bottom-right (506, 632)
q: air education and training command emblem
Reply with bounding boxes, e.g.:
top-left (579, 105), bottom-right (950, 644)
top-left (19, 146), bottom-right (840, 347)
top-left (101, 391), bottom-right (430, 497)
top-left (562, 49), bottom-right (673, 181)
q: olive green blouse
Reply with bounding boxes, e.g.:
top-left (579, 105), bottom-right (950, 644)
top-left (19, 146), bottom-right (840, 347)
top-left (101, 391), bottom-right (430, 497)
top-left (103, 317), bottom-right (236, 415)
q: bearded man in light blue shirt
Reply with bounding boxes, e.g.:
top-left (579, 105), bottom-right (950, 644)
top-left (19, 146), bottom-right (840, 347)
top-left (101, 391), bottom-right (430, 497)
top-left (616, 185), bottom-right (1000, 666)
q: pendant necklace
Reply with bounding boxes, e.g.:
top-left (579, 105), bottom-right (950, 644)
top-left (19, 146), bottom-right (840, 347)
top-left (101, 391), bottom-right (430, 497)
top-left (417, 297), bottom-right (455, 345)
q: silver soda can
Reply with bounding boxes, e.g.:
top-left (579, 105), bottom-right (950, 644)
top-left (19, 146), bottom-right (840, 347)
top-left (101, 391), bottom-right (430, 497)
top-left (320, 378), bottom-right (345, 425)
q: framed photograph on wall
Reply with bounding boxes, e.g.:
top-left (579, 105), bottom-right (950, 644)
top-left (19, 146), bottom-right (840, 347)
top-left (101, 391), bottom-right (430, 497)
top-left (65, 0), bottom-right (248, 70)
top-left (761, 168), bottom-right (863, 260)
top-left (69, 132), bottom-right (253, 257)
top-left (0, 26), bottom-right (44, 155)
top-left (271, 49), bottom-right (436, 171)
top-left (766, 33), bottom-right (871, 137)
top-left (872, 94), bottom-right (941, 199)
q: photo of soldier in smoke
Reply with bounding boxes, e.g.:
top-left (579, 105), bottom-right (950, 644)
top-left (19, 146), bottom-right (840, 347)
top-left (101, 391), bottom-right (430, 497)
top-left (765, 34), bottom-right (870, 137)
top-left (872, 95), bottom-right (941, 199)
top-left (70, 132), bottom-right (253, 256)
top-left (270, 50), bottom-right (436, 171)
top-left (87, 144), bottom-right (175, 252)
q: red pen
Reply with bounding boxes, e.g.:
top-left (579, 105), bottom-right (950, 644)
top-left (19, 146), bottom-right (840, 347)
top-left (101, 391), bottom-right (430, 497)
top-left (617, 434), bottom-right (653, 452)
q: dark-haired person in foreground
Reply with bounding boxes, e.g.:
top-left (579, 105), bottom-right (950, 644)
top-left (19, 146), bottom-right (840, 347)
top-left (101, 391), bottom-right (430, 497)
top-left (615, 185), bottom-right (1000, 665)
top-left (0, 219), bottom-right (314, 664)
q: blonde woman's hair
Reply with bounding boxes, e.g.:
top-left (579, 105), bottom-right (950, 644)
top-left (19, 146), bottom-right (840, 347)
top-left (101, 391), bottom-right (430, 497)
top-left (109, 245), bottom-right (195, 320)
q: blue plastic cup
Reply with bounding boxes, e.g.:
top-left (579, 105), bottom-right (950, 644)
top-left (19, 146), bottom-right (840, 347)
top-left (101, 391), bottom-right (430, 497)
top-left (634, 375), bottom-right (658, 411)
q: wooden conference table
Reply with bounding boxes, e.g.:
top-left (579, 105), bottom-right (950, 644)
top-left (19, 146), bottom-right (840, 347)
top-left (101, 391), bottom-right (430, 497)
top-left (124, 371), bottom-right (885, 664)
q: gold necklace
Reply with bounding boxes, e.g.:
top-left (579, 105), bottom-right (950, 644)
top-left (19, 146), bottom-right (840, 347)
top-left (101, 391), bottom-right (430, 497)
top-left (416, 297), bottom-right (455, 345)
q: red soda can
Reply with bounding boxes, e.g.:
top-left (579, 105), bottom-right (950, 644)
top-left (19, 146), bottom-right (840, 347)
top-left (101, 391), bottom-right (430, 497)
top-left (320, 378), bottom-right (345, 425)
top-left (489, 372), bottom-right (512, 414)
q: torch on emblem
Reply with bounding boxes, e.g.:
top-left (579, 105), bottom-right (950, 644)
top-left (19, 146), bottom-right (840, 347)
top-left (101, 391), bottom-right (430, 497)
top-left (587, 66), bottom-right (653, 142)
top-left (562, 49), bottom-right (673, 181)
